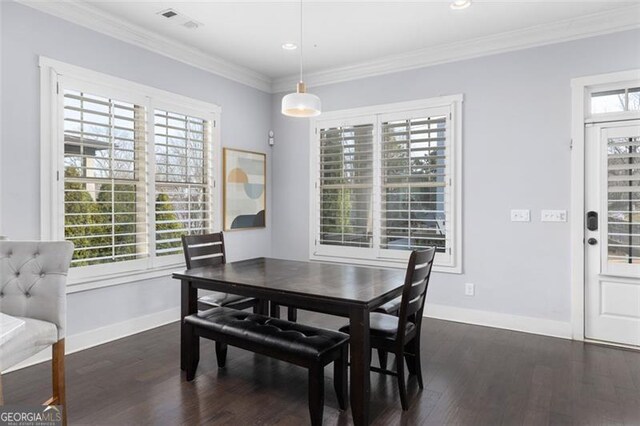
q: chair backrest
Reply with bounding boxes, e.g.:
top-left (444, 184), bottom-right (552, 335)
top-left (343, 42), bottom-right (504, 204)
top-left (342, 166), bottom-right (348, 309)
top-left (181, 232), bottom-right (226, 269)
top-left (0, 241), bottom-right (74, 339)
top-left (396, 247), bottom-right (437, 344)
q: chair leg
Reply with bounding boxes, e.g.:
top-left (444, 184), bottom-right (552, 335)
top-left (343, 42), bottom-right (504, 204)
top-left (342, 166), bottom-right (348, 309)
top-left (308, 364), bottom-right (325, 426)
top-left (396, 350), bottom-right (408, 411)
top-left (215, 342), bottom-right (228, 368)
top-left (287, 307), bottom-right (297, 322)
top-left (412, 338), bottom-right (424, 389)
top-left (270, 302), bottom-right (281, 318)
top-left (333, 346), bottom-right (348, 410)
top-left (377, 348), bottom-right (388, 370)
top-left (404, 342), bottom-right (416, 376)
top-left (52, 339), bottom-right (67, 426)
top-left (185, 324), bottom-right (200, 381)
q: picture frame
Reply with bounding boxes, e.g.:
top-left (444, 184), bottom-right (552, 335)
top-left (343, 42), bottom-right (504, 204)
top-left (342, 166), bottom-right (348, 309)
top-left (223, 148), bottom-right (266, 231)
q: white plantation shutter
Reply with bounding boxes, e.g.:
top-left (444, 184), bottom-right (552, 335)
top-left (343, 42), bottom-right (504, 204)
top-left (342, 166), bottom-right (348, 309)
top-left (318, 123), bottom-right (374, 248)
top-left (154, 109), bottom-right (212, 256)
top-left (312, 98), bottom-right (461, 270)
top-left (606, 135), bottom-right (640, 266)
top-left (63, 90), bottom-right (148, 266)
top-left (380, 111), bottom-right (449, 255)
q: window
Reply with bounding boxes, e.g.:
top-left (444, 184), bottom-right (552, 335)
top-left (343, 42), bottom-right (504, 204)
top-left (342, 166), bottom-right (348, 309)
top-left (63, 91), bottom-right (148, 267)
top-left (154, 109), bottom-right (212, 256)
top-left (606, 135), bottom-right (640, 266)
top-left (310, 96), bottom-right (462, 272)
top-left (41, 58), bottom-right (220, 284)
top-left (319, 123), bottom-right (374, 248)
top-left (591, 86), bottom-right (640, 114)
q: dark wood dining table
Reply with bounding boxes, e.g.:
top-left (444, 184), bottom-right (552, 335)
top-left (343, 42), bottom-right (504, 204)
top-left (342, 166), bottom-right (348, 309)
top-left (173, 257), bottom-right (405, 426)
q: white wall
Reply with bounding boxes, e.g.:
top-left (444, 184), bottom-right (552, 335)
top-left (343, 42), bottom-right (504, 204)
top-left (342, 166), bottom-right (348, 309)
top-left (0, 2), bottom-right (272, 337)
top-left (2, 0), bottom-right (640, 345)
top-left (271, 29), bottom-right (640, 327)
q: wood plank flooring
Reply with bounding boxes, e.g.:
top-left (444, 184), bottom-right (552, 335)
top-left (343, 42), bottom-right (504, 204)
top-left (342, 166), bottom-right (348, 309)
top-left (3, 311), bottom-right (640, 425)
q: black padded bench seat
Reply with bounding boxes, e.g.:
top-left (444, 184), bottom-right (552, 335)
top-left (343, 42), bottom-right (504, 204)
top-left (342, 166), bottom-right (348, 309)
top-left (183, 307), bottom-right (349, 425)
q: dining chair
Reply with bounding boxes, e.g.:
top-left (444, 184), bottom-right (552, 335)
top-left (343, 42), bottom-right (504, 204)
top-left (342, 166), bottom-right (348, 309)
top-left (181, 232), bottom-right (258, 312)
top-left (339, 247), bottom-right (436, 411)
top-left (0, 240), bottom-right (74, 425)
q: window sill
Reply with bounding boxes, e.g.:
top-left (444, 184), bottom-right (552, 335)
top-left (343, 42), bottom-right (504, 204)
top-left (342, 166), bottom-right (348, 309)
top-left (309, 253), bottom-right (462, 274)
top-left (66, 263), bottom-right (184, 294)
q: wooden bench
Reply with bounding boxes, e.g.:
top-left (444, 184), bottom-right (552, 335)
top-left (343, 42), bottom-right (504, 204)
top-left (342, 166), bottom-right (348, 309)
top-left (184, 307), bottom-right (349, 425)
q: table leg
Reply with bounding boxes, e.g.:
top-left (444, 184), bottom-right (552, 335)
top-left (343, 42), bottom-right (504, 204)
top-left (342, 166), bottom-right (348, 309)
top-left (180, 279), bottom-right (197, 371)
top-left (349, 307), bottom-right (371, 426)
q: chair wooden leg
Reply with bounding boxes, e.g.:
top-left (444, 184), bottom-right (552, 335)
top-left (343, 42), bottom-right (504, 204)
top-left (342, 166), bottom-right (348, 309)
top-left (412, 338), bottom-right (424, 389)
top-left (404, 341), bottom-right (416, 376)
top-left (215, 342), bottom-right (228, 368)
top-left (287, 307), bottom-right (297, 322)
top-left (377, 348), bottom-right (388, 370)
top-left (270, 302), bottom-right (281, 318)
top-left (52, 339), bottom-right (67, 426)
top-left (308, 364), bottom-right (325, 426)
top-left (185, 324), bottom-right (199, 381)
top-left (396, 350), bottom-right (408, 411)
top-left (333, 346), bottom-right (348, 410)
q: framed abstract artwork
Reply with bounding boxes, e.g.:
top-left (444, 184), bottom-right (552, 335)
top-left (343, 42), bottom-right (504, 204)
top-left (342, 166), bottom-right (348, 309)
top-left (223, 148), bottom-right (266, 230)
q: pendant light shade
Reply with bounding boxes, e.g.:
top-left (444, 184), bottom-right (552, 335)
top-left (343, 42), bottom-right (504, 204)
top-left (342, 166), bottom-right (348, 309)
top-left (281, 0), bottom-right (321, 118)
top-left (281, 82), bottom-right (321, 117)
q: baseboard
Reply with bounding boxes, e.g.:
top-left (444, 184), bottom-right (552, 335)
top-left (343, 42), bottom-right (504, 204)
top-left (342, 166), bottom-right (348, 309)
top-left (424, 303), bottom-right (572, 339)
top-left (4, 307), bottom-right (180, 373)
top-left (5, 303), bottom-right (571, 373)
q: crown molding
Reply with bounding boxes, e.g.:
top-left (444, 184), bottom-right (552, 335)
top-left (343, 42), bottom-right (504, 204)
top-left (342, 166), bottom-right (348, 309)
top-left (272, 4), bottom-right (640, 93)
top-left (15, 1), bottom-right (640, 94)
top-left (16, 0), bottom-right (272, 93)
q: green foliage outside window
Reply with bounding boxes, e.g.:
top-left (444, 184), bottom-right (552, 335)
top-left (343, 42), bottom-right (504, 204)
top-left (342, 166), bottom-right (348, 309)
top-left (65, 167), bottom-right (184, 265)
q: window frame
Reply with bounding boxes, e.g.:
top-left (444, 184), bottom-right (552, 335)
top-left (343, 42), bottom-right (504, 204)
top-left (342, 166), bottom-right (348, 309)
top-left (309, 95), bottom-right (463, 273)
top-left (40, 57), bottom-right (222, 288)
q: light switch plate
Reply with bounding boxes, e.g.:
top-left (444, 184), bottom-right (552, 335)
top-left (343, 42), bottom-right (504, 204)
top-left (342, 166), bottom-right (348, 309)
top-left (511, 209), bottom-right (530, 222)
top-left (541, 210), bottom-right (567, 222)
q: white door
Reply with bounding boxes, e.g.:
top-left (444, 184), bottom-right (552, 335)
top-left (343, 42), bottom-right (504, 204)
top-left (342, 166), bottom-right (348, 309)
top-left (585, 121), bottom-right (640, 347)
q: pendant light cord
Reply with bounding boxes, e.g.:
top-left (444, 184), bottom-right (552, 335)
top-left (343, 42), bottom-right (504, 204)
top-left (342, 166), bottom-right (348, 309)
top-left (299, 0), bottom-right (303, 83)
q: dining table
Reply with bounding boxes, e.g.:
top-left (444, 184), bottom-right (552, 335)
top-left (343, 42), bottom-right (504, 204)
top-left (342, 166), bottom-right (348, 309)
top-left (174, 257), bottom-right (406, 426)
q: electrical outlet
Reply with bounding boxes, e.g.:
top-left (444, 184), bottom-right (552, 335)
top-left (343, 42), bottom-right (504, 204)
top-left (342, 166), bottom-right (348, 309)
top-left (541, 210), bottom-right (567, 222)
top-left (511, 209), bottom-right (530, 222)
top-left (465, 283), bottom-right (475, 296)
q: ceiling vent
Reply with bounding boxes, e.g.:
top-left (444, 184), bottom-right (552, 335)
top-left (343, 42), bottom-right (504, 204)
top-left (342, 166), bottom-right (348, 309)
top-left (160, 9), bottom-right (178, 18)
top-left (157, 9), bottom-right (203, 30)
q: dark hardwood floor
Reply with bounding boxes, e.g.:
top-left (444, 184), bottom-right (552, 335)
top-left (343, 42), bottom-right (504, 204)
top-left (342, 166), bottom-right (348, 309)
top-left (4, 311), bottom-right (640, 425)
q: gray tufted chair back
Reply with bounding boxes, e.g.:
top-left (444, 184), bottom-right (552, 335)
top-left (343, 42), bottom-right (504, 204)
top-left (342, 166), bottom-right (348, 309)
top-left (0, 241), bottom-right (74, 340)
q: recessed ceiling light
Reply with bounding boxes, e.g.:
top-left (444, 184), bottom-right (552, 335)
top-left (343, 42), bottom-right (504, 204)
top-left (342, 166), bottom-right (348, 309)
top-left (450, 0), bottom-right (472, 10)
top-left (282, 43), bottom-right (298, 51)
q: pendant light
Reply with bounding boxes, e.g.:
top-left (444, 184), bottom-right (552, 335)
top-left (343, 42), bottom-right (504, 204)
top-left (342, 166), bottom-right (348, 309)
top-left (281, 0), bottom-right (321, 117)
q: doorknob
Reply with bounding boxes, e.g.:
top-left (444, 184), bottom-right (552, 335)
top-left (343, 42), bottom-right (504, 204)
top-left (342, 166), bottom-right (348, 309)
top-left (587, 238), bottom-right (598, 245)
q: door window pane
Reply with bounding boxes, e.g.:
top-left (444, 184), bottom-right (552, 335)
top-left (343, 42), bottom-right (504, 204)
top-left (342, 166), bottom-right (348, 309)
top-left (607, 136), bottom-right (640, 265)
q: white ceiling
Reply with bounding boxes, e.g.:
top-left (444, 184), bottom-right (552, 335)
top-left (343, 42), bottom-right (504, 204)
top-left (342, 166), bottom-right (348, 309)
top-left (86, 1), bottom-right (638, 78)
top-left (20, 1), bottom-right (640, 91)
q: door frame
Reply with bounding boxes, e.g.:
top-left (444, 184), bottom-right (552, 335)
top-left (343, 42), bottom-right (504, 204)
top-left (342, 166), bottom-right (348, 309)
top-left (570, 69), bottom-right (640, 341)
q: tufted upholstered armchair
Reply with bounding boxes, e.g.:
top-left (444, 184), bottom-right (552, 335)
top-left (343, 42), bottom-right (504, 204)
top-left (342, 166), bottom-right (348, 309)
top-left (0, 241), bottom-right (73, 424)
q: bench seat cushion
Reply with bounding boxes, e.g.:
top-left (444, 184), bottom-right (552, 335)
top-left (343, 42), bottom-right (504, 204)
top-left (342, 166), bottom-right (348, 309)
top-left (185, 307), bottom-right (348, 360)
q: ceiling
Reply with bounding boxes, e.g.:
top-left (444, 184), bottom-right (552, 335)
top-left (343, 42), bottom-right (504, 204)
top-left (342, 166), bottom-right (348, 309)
top-left (20, 1), bottom-right (640, 91)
